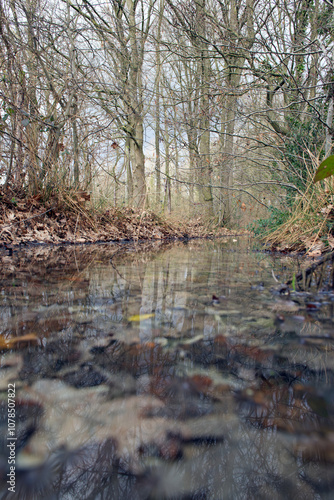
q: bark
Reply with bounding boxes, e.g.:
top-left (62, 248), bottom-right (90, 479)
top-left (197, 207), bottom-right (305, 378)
top-left (218, 0), bottom-right (256, 224)
top-left (155, 0), bottom-right (164, 206)
top-left (125, 0), bottom-right (148, 207)
top-left (196, 0), bottom-right (214, 217)
top-left (72, 94), bottom-right (79, 185)
top-left (125, 137), bottom-right (133, 202)
top-left (68, 4), bottom-right (79, 186)
top-left (129, 120), bottom-right (146, 207)
top-left (163, 109), bottom-right (171, 213)
top-left (173, 130), bottom-right (179, 196)
top-left (155, 91), bottom-right (161, 205)
top-left (326, 97), bottom-right (333, 156)
top-left (24, 1), bottom-right (40, 191)
top-left (186, 127), bottom-right (198, 207)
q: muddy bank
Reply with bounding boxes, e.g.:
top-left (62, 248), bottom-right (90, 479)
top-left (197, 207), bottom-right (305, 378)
top-left (0, 191), bottom-right (237, 247)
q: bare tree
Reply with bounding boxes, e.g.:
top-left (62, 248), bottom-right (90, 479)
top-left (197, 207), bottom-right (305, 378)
top-left (66, 0), bottom-right (159, 208)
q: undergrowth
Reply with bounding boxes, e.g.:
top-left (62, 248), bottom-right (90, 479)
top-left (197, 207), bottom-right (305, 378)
top-left (248, 207), bottom-right (291, 237)
top-left (258, 152), bottom-right (334, 251)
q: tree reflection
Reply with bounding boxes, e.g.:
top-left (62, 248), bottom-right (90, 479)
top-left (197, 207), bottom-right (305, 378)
top-left (1, 241), bottom-right (334, 498)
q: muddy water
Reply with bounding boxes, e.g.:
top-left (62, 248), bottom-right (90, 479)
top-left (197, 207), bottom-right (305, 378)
top-left (0, 238), bottom-right (334, 499)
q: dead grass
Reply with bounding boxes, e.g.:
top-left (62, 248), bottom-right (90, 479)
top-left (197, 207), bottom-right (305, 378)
top-left (264, 152), bottom-right (334, 254)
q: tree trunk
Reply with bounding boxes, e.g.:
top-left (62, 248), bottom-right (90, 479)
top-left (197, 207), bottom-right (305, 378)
top-left (130, 120), bottom-right (146, 208)
top-left (186, 127), bottom-right (198, 209)
top-left (155, 1), bottom-right (164, 207)
top-left (125, 137), bottom-right (133, 203)
top-left (164, 127), bottom-right (171, 214)
top-left (196, 0), bottom-right (214, 218)
top-left (326, 97), bottom-right (333, 156)
top-left (155, 95), bottom-right (161, 206)
top-left (72, 93), bottom-right (79, 185)
top-left (220, 92), bottom-right (238, 224)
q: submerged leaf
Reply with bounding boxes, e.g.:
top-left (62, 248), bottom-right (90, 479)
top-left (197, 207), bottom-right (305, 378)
top-left (0, 333), bottom-right (38, 350)
top-left (128, 313), bottom-right (155, 322)
top-left (0, 336), bottom-right (9, 350)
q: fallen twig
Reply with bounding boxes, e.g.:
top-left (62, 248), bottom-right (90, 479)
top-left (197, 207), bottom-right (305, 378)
top-left (286, 251), bottom-right (334, 285)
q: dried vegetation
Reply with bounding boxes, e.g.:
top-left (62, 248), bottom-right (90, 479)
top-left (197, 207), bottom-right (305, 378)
top-left (264, 157), bottom-right (334, 255)
top-left (0, 188), bottom-right (236, 247)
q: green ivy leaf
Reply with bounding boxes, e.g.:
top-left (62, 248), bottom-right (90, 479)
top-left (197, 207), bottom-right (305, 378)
top-left (314, 155), bottom-right (334, 183)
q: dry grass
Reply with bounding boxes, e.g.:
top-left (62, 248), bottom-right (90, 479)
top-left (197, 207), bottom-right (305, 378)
top-left (264, 152), bottom-right (334, 252)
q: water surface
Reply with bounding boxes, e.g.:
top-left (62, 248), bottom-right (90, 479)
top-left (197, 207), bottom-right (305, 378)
top-left (0, 238), bottom-right (334, 499)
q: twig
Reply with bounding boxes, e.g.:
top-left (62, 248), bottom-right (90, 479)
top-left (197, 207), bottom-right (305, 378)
top-left (271, 269), bottom-right (279, 282)
top-left (286, 251), bottom-right (334, 285)
top-left (74, 213), bottom-right (80, 239)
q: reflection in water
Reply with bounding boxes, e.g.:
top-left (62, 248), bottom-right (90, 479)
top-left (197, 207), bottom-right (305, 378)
top-left (0, 239), bottom-right (334, 499)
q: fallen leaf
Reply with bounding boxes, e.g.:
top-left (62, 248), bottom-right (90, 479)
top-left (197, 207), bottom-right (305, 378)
top-left (320, 204), bottom-right (334, 217)
top-left (328, 234), bottom-right (334, 249)
top-left (305, 239), bottom-right (326, 256)
top-left (307, 249), bottom-right (322, 258)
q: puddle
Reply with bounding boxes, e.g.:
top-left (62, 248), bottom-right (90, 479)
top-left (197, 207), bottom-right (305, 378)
top-left (0, 239), bottom-right (334, 499)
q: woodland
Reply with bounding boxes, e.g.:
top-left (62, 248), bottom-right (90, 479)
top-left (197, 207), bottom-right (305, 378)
top-left (0, 0), bottom-right (334, 249)
top-left (2, 3), bottom-right (334, 497)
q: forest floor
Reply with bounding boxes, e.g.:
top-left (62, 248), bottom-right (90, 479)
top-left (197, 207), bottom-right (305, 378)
top-left (0, 189), bottom-right (241, 247)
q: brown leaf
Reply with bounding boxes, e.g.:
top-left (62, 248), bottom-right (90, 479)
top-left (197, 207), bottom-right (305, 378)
top-left (328, 234), bottom-right (334, 249)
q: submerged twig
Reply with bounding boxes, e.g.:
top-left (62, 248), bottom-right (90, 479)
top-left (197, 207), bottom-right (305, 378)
top-left (286, 251), bottom-right (334, 286)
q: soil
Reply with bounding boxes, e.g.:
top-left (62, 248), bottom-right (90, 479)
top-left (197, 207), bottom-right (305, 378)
top-left (0, 189), bottom-right (240, 247)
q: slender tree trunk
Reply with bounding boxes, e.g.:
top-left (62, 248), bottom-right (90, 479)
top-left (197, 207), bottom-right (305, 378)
top-left (127, 2), bottom-right (146, 208)
top-left (42, 125), bottom-right (62, 183)
top-left (163, 104), bottom-right (171, 213)
top-left (125, 137), bottom-right (133, 203)
top-left (68, 5), bottom-right (79, 186)
top-left (155, 0), bottom-right (164, 207)
top-left (129, 119), bottom-right (146, 207)
top-left (196, 0), bottom-right (214, 217)
top-left (155, 93), bottom-right (161, 206)
top-left (164, 136), bottom-right (171, 214)
top-left (174, 132), bottom-right (179, 197)
top-left (326, 98), bottom-right (333, 156)
top-left (187, 127), bottom-right (197, 208)
top-left (26, 38), bottom-right (40, 191)
top-left (220, 91), bottom-right (238, 224)
top-left (72, 93), bottom-right (79, 185)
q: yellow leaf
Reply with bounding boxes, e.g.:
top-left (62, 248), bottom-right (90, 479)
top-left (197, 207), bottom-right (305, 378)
top-left (128, 313), bottom-right (155, 322)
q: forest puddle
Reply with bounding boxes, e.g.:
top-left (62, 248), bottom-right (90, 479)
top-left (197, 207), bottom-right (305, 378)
top-left (1, 238), bottom-right (334, 499)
